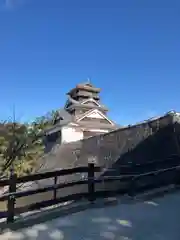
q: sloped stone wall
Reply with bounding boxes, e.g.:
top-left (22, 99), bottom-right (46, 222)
top-left (37, 112), bottom-right (179, 182)
top-left (39, 113), bottom-right (176, 173)
top-left (78, 113), bottom-right (175, 168)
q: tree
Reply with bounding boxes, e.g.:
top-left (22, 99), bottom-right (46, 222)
top-left (0, 109), bottom-right (60, 177)
top-left (0, 121), bottom-right (42, 177)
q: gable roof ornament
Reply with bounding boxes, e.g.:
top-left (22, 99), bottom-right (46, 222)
top-left (76, 109), bottom-right (115, 125)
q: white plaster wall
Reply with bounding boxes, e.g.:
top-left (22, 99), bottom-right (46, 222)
top-left (89, 129), bottom-right (109, 133)
top-left (61, 127), bottom-right (83, 143)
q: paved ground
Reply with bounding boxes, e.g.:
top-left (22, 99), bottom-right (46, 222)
top-left (1, 191), bottom-right (180, 240)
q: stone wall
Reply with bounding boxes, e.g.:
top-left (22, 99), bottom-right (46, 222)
top-left (38, 112), bottom-right (179, 177)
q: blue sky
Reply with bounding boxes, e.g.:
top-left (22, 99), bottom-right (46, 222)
top-left (0, 0), bottom-right (180, 125)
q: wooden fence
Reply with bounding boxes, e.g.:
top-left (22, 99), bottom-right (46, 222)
top-left (0, 154), bottom-right (180, 224)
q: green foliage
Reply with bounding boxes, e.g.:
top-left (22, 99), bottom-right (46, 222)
top-left (0, 109), bottom-right (60, 177)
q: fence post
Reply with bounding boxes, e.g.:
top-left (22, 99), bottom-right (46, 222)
top-left (128, 176), bottom-right (136, 198)
top-left (53, 176), bottom-right (57, 200)
top-left (88, 162), bottom-right (95, 203)
top-left (7, 168), bottom-right (17, 224)
top-left (128, 159), bottom-right (137, 198)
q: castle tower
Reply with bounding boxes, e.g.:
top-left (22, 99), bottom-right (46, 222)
top-left (45, 81), bottom-right (119, 146)
top-left (65, 81), bottom-right (108, 118)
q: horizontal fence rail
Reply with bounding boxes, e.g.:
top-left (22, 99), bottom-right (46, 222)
top-left (0, 154), bottom-right (180, 224)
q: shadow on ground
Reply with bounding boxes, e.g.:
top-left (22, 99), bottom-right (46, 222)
top-left (1, 190), bottom-right (180, 240)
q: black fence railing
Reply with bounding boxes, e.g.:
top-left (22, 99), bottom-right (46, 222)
top-left (0, 154), bottom-right (180, 224)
